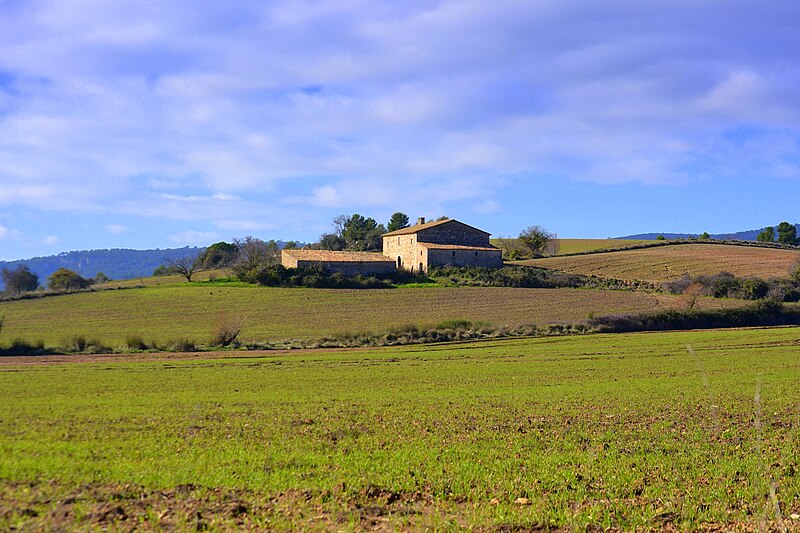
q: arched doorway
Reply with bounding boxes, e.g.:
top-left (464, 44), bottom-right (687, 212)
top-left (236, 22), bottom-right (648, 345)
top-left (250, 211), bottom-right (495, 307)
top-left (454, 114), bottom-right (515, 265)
top-left (397, 256), bottom-right (402, 269)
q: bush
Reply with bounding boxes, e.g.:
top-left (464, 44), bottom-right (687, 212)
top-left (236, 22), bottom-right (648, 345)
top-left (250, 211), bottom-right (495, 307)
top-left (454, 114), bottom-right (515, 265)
top-left (171, 338), bottom-right (197, 352)
top-left (212, 314), bottom-right (243, 347)
top-left (66, 336), bottom-right (110, 354)
top-left (125, 335), bottom-right (149, 351)
top-left (664, 272), bottom-right (800, 301)
top-left (589, 301), bottom-right (800, 333)
top-left (427, 266), bottom-right (643, 291)
top-left (0, 338), bottom-right (48, 356)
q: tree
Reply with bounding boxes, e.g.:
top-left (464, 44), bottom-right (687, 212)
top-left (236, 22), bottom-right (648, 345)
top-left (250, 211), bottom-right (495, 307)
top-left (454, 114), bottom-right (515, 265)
top-left (318, 232), bottom-right (346, 250)
top-left (196, 241), bottom-right (239, 269)
top-left (283, 241), bottom-right (299, 250)
top-left (656, 234), bottom-right (666, 241)
top-left (342, 214), bottom-right (386, 251)
top-left (153, 265), bottom-right (171, 276)
top-left (48, 268), bottom-right (90, 291)
top-left (518, 226), bottom-right (557, 257)
top-left (231, 237), bottom-right (281, 281)
top-left (387, 212), bottom-right (410, 232)
top-left (164, 256), bottom-right (199, 282)
top-left (777, 222), bottom-right (798, 245)
top-left (94, 272), bottom-right (111, 284)
top-left (1, 265), bottom-right (39, 296)
top-left (790, 258), bottom-right (800, 282)
top-left (757, 226), bottom-right (775, 243)
top-left (699, 232), bottom-right (710, 240)
top-left (495, 234), bottom-right (519, 260)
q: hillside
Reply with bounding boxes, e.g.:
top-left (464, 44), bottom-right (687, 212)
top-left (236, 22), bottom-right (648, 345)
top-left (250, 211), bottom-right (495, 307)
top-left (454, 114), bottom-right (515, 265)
top-left (522, 243), bottom-right (800, 283)
top-left (0, 283), bottom-right (740, 348)
top-left (0, 240), bottom-right (305, 291)
top-left (490, 238), bottom-right (651, 256)
top-left (0, 247), bottom-right (203, 290)
top-left (618, 223), bottom-right (800, 241)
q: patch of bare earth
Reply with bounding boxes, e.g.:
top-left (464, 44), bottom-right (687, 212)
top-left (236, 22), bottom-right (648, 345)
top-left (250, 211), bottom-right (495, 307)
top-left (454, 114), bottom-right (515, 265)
top-left (0, 481), bottom-right (467, 532)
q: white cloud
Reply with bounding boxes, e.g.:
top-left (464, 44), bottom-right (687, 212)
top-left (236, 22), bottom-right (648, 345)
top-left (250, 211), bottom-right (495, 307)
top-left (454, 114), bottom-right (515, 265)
top-left (169, 230), bottom-right (220, 245)
top-left (105, 224), bottom-right (129, 234)
top-left (213, 220), bottom-right (274, 231)
top-left (0, 0), bottom-right (798, 256)
top-left (0, 225), bottom-right (22, 240)
top-left (42, 235), bottom-right (59, 245)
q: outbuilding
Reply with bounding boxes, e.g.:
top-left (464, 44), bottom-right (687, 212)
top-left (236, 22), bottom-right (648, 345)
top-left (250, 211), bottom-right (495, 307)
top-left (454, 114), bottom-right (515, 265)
top-left (280, 249), bottom-right (396, 276)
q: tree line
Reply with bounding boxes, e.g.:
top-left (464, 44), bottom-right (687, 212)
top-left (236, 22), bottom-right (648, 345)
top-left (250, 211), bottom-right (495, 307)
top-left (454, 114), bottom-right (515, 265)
top-left (757, 222), bottom-right (799, 245)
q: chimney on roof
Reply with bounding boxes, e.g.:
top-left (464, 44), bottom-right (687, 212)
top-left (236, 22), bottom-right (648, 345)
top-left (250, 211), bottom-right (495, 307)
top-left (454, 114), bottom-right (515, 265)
top-left (417, 217), bottom-right (426, 225)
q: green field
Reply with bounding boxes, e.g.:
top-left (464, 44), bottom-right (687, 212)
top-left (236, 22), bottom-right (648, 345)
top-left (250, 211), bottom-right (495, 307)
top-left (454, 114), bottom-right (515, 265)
top-left (0, 284), bottom-right (738, 349)
top-left (2, 327), bottom-right (800, 530)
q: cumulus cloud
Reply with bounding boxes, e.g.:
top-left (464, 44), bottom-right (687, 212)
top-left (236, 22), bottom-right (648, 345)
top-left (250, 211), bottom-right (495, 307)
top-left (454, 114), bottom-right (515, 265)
top-left (105, 224), bottom-right (129, 234)
top-left (169, 230), bottom-right (220, 245)
top-left (0, 224), bottom-right (22, 240)
top-left (0, 0), bottom-right (799, 252)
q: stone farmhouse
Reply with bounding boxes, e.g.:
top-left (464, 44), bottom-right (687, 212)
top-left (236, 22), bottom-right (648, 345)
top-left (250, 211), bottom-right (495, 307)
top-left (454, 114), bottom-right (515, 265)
top-left (382, 218), bottom-right (502, 273)
top-left (280, 217), bottom-right (502, 275)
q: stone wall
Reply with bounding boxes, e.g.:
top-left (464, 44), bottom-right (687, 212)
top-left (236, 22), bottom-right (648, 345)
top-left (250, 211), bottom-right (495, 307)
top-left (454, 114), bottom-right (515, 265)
top-left (427, 248), bottom-right (503, 269)
top-left (382, 234), bottom-right (421, 273)
top-left (295, 260), bottom-right (396, 276)
top-left (417, 222), bottom-right (490, 247)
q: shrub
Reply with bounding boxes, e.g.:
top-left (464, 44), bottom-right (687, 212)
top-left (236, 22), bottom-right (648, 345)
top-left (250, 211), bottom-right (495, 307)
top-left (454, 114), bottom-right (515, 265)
top-left (0, 338), bottom-right (48, 356)
top-left (171, 338), bottom-right (197, 352)
top-left (67, 335), bottom-right (110, 354)
top-left (212, 314), bottom-right (243, 347)
top-left (589, 301), bottom-right (800, 333)
top-left (791, 259), bottom-right (800, 282)
top-left (125, 335), bottom-right (149, 351)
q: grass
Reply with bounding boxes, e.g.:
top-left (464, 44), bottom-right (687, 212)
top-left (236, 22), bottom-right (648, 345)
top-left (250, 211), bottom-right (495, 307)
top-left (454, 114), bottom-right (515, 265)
top-left (0, 284), bottom-right (741, 349)
top-left (523, 243), bottom-right (800, 282)
top-left (2, 327), bottom-right (800, 530)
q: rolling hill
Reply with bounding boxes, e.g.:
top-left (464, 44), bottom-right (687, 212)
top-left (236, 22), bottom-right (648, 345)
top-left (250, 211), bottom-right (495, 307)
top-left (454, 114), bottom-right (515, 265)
top-left (0, 283), bottom-right (739, 348)
top-left (618, 223), bottom-right (800, 240)
top-left (521, 243), bottom-right (800, 282)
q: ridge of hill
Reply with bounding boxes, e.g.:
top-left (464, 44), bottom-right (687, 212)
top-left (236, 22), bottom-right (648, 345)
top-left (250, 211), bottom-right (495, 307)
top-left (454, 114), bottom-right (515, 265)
top-left (618, 223), bottom-right (800, 241)
top-left (0, 247), bottom-right (203, 290)
top-left (0, 240), bottom-right (305, 290)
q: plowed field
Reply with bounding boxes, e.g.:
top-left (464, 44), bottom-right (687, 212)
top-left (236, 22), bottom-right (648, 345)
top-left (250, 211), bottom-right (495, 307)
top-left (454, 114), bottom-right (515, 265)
top-left (524, 244), bottom-right (800, 282)
top-left (0, 285), bottom-right (739, 348)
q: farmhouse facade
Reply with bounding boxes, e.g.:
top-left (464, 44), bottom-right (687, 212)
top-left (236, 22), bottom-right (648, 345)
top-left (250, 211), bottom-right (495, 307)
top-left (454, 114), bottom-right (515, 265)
top-left (281, 218), bottom-right (502, 275)
top-left (382, 218), bottom-right (502, 273)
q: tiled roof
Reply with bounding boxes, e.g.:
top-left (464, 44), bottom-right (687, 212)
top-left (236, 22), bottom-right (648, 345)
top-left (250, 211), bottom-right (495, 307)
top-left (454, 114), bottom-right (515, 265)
top-left (282, 249), bottom-right (395, 263)
top-left (383, 218), bottom-right (491, 237)
top-left (419, 243), bottom-right (499, 251)
top-left (382, 218), bottom-right (453, 236)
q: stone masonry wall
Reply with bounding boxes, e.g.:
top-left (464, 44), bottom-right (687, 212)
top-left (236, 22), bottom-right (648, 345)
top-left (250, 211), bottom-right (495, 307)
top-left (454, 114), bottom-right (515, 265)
top-left (416, 222), bottom-right (490, 247)
top-left (382, 234), bottom-right (421, 273)
top-left (427, 248), bottom-right (503, 269)
top-left (295, 260), bottom-right (396, 276)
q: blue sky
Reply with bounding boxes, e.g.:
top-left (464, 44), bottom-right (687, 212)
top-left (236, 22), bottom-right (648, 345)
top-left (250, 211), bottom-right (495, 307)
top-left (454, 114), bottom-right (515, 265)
top-left (1, 0), bottom-right (799, 260)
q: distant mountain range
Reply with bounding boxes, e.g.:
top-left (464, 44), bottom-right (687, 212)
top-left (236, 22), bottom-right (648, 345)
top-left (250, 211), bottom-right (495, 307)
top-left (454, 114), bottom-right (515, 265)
top-left (0, 247), bottom-right (203, 290)
top-left (0, 241), bottom-right (303, 290)
top-left (617, 223), bottom-right (800, 241)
